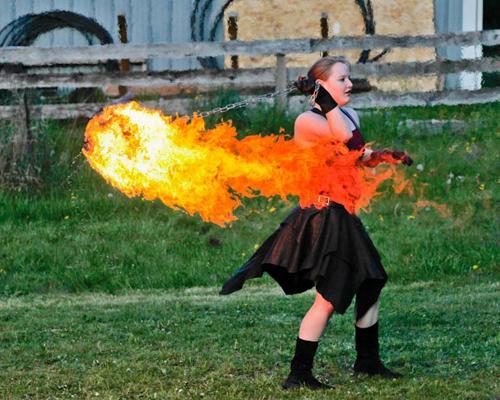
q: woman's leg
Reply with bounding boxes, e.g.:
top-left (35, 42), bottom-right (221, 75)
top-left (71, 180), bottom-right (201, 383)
top-left (355, 297), bottom-right (380, 328)
top-left (298, 290), bottom-right (335, 341)
top-left (353, 295), bottom-right (401, 378)
top-left (283, 291), bottom-right (335, 390)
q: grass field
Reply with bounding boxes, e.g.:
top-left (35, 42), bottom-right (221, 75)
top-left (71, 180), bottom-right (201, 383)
top-left (0, 278), bottom-right (498, 399)
top-left (0, 100), bottom-right (498, 398)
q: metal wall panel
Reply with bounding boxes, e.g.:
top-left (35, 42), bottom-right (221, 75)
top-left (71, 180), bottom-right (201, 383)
top-left (62, 0), bottom-right (94, 46)
top-left (50, 0), bottom-right (74, 47)
top-left (131, 0), bottom-right (151, 44)
top-left (434, 0), bottom-right (483, 89)
top-left (172, 0), bottom-right (195, 70)
top-left (150, 0), bottom-right (174, 71)
top-left (94, 0), bottom-right (115, 44)
top-left (11, 0), bottom-right (33, 20)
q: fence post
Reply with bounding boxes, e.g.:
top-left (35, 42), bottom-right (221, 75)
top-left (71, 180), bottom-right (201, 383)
top-left (275, 54), bottom-right (287, 110)
top-left (117, 14), bottom-right (130, 96)
top-left (12, 91), bottom-right (32, 166)
top-left (320, 12), bottom-right (329, 57)
top-left (228, 12), bottom-right (239, 69)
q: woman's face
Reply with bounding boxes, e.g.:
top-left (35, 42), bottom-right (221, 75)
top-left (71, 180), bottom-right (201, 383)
top-left (317, 62), bottom-right (353, 106)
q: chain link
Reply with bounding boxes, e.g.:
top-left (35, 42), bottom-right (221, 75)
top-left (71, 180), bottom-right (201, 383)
top-left (194, 85), bottom-right (297, 119)
top-left (309, 81), bottom-right (320, 106)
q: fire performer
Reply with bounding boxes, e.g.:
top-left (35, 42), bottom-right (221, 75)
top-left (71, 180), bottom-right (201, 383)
top-left (219, 56), bottom-right (413, 390)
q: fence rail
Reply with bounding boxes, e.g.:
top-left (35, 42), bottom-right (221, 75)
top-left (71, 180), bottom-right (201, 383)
top-left (1, 88), bottom-right (498, 120)
top-left (0, 30), bottom-right (499, 65)
top-left (0, 29), bottom-right (499, 119)
top-left (1, 57), bottom-right (498, 90)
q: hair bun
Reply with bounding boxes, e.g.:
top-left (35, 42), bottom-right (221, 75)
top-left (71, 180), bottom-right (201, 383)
top-left (293, 75), bottom-right (315, 95)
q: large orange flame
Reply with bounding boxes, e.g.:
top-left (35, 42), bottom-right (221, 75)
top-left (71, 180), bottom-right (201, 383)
top-left (83, 102), bottom-right (409, 226)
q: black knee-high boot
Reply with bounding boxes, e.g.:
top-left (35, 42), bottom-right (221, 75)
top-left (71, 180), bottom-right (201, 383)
top-left (282, 337), bottom-right (334, 390)
top-left (354, 322), bottom-right (402, 378)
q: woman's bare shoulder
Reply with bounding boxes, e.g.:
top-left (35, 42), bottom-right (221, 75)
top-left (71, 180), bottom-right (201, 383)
top-left (295, 110), bottom-right (324, 129)
top-left (296, 109), bottom-right (321, 121)
top-left (293, 110), bottom-right (327, 147)
top-left (295, 109), bottom-right (329, 126)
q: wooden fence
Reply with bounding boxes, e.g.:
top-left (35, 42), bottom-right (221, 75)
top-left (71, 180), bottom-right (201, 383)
top-left (0, 29), bottom-right (499, 120)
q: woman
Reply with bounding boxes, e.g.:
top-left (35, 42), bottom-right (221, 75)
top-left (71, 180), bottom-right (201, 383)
top-left (219, 56), bottom-right (412, 390)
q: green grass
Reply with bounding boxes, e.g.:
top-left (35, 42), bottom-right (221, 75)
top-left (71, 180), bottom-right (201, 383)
top-left (0, 278), bottom-right (498, 399)
top-left (0, 100), bottom-right (498, 398)
top-left (0, 101), bottom-right (498, 295)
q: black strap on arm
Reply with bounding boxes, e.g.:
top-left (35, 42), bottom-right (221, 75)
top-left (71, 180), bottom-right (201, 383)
top-left (339, 108), bottom-right (360, 131)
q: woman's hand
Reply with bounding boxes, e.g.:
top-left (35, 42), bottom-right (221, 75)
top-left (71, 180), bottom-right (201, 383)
top-left (390, 150), bottom-right (413, 166)
top-left (361, 149), bottom-right (413, 167)
top-left (313, 83), bottom-right (339, 114)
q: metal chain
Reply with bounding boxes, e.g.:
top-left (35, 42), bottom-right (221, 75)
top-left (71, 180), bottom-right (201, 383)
top-left (309, 81), bottom-right (320, 106)
top-left (195, 85), bottom-right (297, 119)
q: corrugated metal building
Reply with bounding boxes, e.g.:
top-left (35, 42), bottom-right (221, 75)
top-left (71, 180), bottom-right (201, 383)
top-left (0, 0), bottom-right (224, 71)
top-left (0, 0), bottom-right (494, 91)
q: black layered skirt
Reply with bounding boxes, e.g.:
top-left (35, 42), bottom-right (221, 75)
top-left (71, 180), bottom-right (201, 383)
top-left (219, 202), bottom-right (388, 320)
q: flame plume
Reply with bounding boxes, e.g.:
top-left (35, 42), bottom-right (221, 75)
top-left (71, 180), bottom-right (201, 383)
top-left (83, 102), bottom-right (408, 226)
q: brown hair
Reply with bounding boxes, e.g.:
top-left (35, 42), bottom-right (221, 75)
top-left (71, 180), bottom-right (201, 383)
top-left (294, 56), bottom-right (350, 95)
